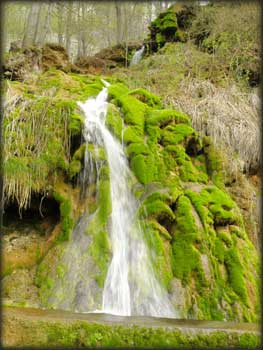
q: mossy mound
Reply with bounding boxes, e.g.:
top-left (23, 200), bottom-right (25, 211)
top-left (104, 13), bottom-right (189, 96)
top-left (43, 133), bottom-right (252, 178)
top-left (146, 5), bottom-right (187, 52)
top-left (104, 82), bottom-right (259, 322)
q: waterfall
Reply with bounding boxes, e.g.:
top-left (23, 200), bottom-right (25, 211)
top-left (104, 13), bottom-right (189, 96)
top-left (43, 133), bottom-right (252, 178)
top-left (46, 81), bottom-right (176, 318)
top-left (130, 46), bottom-right (145, 66)
top-left (77, 81), bottom-right (176, 318)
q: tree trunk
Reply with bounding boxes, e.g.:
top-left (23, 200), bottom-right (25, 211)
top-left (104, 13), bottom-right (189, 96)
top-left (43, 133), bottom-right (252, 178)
top-left (115, 2), bottom-right (122, 44)
top-left (65, 2), bottom-right (73, 54)
top-left (77, 2), bottom-right (82, 59)
top-left (81, 3), bottom-right (87, 56)
top-left (39, 2), bottom-right (52, 45)
top-left (22, 3), bottom-right (41, 47)
top-left (33, 3), bottom-right (42, 44)
top-left (57, 3), bottom-right (63, 45)
top-left (147, 2), bottom-right (153, 25)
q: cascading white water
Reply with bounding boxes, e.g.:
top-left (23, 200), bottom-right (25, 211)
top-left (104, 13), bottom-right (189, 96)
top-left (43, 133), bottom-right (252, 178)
top-left (130, 46), bottom-right (145, 66)
top-left (77, 81), bottom-right (176, 318)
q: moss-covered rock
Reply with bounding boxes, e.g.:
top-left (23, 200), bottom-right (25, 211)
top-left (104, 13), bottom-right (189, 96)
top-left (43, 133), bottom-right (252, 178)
top-left (147, 6), bottom-right (184, 52)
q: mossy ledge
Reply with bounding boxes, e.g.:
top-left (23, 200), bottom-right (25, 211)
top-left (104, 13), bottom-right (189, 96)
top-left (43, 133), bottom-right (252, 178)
top-left (3, 307), bottom-right (260, 348)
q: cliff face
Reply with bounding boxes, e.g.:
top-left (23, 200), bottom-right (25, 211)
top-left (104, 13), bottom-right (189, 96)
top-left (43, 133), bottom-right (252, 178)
top-left (2, 63), bottom-right (259, 322)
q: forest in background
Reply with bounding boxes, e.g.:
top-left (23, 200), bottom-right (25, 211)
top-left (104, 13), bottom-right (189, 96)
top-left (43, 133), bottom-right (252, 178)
top-left (3, 1), bottom-right (176, 59)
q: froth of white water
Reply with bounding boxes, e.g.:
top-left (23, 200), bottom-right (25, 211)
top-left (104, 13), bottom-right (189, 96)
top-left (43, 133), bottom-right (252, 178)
top-left (78, 82), bottom-right (177, 318)
top-left (130, 46), bottom-right (145, 66)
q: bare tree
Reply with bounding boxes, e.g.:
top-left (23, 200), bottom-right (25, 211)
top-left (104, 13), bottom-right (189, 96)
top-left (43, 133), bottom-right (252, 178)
top-left (22, 3), bottom-right (42, 47)
top-left (57, 2), bottom-right (63, 45)
top-left (39, 2), bottom-right (52, 45)
top-left (65, 2), bottom-right (73, 54)
top-left (115, 1), bottom-right (122, 44)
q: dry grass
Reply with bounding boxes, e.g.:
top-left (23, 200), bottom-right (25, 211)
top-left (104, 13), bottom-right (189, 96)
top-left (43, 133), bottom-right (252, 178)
top-left (166, 78), bottom-right (260, 175)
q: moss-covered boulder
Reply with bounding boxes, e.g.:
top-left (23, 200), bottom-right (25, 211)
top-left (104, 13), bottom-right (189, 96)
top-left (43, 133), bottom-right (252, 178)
top-left (147, 6), bottom-right (185, 52)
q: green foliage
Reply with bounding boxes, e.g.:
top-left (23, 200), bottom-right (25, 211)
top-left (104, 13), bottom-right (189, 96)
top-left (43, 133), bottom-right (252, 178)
top-left (53, 192), bottom-right (74, 242)
top-left (189, 3), bottom-right (260, 87)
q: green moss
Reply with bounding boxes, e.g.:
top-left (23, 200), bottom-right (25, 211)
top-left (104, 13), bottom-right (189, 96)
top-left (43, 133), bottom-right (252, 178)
top-left (152, 8), bottom-right (178, 33)
top-left (116, 95), bottom-right (147, 135)
top-left (53, 192), bottom-right (74, 242)
top-left (225, 248), bottom-right (248, 304)
top-left (217, 229), bottom-right (232, 247)
top-left (143, 221), bottom-right (173, 289)
top-left (126, 142), bottom-right (149, 158)
top-left (214, 238), bottom-right (226, 263)
top-left (123, 126), bottom-right (143, 144)
top-left (161, 124), bottom-right (196, 146)
top-left (107, 83), bottom-right (129, 99)
top-left (87, 144), bottom-right (106, 162)
top-left (140, 198), bottom-right (174, 221)
top-left (130, 154), bottom-right (147, 184)
top-left (146, 109), bottom-right (190, 127)
top-left (69, 112), bottom-right (84, 136)
top-left (97, 177), bottom-right (112, 224)
top-left (184, 189), bottom-right (214, 229)
top-left (85, 165), bottom-right (112, 287)
top-left (105, 103), bottom-right (123, 140)
top-left (128, 88), bottom-right (162, 109)
top-left (185, 186), bottom-right (238, 228)
top-left (164, 145), bottom-right (208, 183)
top-left (4, 311), bottom-right (259, 347)
top-left (198, 292), bottom-right (225, 321)
top-left (147, 219), bottom-right (172, 240)
top-left (156, 32), bottom-right (166, 46)
top-left (171, 196), bottom-right (206, 286)
top-left (89, 230), bottom-right (110, 287)
top-left (203, 136), bottom-right (224, 187)
top-left (68, 159), bottom-right (81, 179)
top-left (72, 144), bottom-right (86, 161)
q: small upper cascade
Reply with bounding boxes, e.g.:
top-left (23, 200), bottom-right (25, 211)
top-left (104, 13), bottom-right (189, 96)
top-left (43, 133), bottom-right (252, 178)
top-left (130, 46), bottom-right (145, 66)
